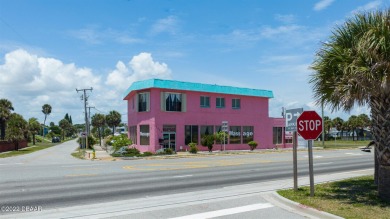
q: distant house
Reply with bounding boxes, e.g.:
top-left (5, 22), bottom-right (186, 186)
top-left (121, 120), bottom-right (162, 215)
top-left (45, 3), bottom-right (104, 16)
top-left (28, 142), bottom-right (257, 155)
top-left (123, 79), bottom-right (289, 152)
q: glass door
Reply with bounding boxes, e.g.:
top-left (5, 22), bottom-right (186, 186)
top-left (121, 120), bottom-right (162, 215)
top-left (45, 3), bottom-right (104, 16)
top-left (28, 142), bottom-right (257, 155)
top-left (163, 132), bottom-right (176, 151)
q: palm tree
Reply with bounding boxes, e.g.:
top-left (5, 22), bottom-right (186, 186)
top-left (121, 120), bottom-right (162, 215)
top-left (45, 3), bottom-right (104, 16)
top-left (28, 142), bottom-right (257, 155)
top-left (105, 111), bottom-right (121, 135)
top-left (332, 117), bottom-right (344, 139)
top-left (6, 113), bottom-right (28, 151)
top-left (0, 99), bottom-right (14, 140)
top-left (310, 9), bottom-right (390, 201)
top-left (42, 104), bottom-right (52, 137)
top-left (28, 117), bottom-right (41, 145)
top-left (59, 119), bottom-right (71, 140)
top-left (91, 113), bottom-right (105, 145)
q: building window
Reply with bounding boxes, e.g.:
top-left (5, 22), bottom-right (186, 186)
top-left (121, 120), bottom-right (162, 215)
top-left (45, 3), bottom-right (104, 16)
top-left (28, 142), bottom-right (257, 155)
top-left (273, 127), bottom-right (283, 144)
top-left (200, 96), bottom-right (210, 108)
top-left (138, 92), bottom-right (150, 112)
top-left (129, 126), bottom-right (137, 144)
top-left (140, 125), bottom-right (150, 145)
top-left (242, 126), bottom-right (254, 143)
top-left (165, 93), bottom-right (182, 112)
top-left (185, 125), bottom-right (198, 145)
top-left (200, 126), bottom-right (214, 137)
top-left (232, 98), bottom-right (240, 109)
top-left (216, 97), bottom-right (225, 108)
top-left (229, 126), bottom-right (241, 144)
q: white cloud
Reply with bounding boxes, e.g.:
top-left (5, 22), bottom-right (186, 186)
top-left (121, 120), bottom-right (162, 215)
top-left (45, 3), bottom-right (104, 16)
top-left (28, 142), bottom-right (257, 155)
top-left (106, 53), bottom-right (172, 91)
top-left (69, 26), bottom-right (143, 45)
top-left (0, 49), bottom-right (102, 124)
top-left (274, 14), bottom-right (296, 24)
top-left (150, 16), bottom-right (179, 35)
top-left (350, 0), bottom-right (382, 15)
top-left (314, 0), bottom-right (336, 11)
top-left (68, 26), bottom-right (101, 44)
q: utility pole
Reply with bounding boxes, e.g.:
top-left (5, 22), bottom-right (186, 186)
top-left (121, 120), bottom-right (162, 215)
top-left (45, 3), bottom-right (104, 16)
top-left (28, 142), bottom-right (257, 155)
top-left (87, 106), bottom-right (95, 135)
top-left (76, 87), bottom-right (93, 149)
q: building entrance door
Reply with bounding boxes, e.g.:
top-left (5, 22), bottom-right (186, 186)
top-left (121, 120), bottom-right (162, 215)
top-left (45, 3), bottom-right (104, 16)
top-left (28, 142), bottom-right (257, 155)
top-left (163, 132), bottom-right (176, 151)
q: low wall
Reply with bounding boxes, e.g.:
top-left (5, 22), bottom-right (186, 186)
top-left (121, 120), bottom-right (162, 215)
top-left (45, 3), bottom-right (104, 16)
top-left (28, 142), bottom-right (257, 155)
top-left (0, 140), bottom-right (28, 153)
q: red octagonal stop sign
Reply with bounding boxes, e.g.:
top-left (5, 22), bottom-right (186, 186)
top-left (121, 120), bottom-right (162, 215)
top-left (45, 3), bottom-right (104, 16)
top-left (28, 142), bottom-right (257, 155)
top-left (297, 111), bottom-right (323, 140)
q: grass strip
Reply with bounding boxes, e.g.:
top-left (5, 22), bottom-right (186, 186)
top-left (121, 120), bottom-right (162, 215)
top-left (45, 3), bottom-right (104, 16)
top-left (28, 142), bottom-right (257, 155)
top-left (278, 176), bottom-right (390, 219)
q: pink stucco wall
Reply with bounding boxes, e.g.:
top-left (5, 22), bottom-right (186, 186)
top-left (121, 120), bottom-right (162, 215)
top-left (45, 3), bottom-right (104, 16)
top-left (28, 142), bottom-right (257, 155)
top-left (126, 88), bottom-right (285, 152)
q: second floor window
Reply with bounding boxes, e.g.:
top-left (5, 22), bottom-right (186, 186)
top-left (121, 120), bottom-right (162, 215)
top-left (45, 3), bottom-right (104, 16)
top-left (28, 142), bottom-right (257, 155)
top-left (200, 96), bottom-right (210, 108)
top-left (216, 97), bottom-right (225, 108)
top-left (165, 93), bottom-right (182, 112)
top-left (232, 98), bottom-right (240, 109)
top-left (138, 92), bottom-right (150, 112)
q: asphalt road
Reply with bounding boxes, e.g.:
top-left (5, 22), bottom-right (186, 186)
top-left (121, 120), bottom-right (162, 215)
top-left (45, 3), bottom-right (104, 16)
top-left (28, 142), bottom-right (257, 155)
top-left (0, 140), bottom-right (374, 218)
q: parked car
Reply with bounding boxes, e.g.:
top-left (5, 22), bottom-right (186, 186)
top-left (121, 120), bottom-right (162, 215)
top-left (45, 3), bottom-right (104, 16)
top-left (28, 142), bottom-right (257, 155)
top-left (52, 137), bottom-right (61, 143)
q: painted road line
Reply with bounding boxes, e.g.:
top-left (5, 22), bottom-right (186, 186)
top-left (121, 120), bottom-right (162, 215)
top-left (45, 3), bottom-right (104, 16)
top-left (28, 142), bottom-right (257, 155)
top-left (345, 153), bottom-right (363, 156)
top-left (61, 164), bottom-right (104, 168)
top-left (314, 162), bottom-right (334, 166)
top-left (172, 175), bottom-right (193, 178)
top-left (304, 155), bottom-right (323, 158)
top-left (0, 163), bottom-right (24, 166)
top-left (65, 174), bottom-right (98, 177)
top-left (169, 203), bottom-right (274, 219)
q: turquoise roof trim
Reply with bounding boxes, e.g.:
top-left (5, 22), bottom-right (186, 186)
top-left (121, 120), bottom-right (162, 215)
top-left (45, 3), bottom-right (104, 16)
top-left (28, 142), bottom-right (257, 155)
top-left (123, 79), bottom-right (274, 99)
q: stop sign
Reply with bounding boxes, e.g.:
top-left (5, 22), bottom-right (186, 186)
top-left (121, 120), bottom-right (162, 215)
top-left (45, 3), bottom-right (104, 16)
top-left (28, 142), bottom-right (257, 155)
top-left (297, 111), bottom-right (323, 140)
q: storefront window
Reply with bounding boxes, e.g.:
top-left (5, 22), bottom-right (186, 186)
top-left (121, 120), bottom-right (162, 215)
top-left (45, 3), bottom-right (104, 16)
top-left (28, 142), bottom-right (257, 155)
top-left (129, 126), bottom-right (137, 144)
top-left (273, 127), bottom-right (283, 144)
top-left (185, 125), bottom-right (198, 145)
top-left (200, 126), bottom-right (214, 137)
top-left (140, 125), bottom-right (150, 145)
top-left (229, 126), bottom-right (241, 144)
top-left (242, 126), bottom-right (254, 143)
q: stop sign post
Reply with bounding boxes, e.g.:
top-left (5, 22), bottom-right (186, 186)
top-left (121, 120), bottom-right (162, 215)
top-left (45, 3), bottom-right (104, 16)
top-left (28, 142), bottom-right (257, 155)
top-left (296, 111), bottom-right (323, 197)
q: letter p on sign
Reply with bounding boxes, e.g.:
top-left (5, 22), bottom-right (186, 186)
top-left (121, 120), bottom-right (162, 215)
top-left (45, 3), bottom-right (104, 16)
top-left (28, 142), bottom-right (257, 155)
top-left (296, 111), bottom-right (323, 140)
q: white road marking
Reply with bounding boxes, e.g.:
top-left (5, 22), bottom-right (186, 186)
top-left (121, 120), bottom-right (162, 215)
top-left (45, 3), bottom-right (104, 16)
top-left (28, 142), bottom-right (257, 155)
top-left (169, 203), bottom-right (274, 219)
top-left (304, 155), bottom-right (323, 158)
top-left (0, 163), bottom-right (24, 166)
top-left (345, 153), bottom-right (363, 156)
top-left (315, 162), bottom-right (333, 166)
top-left (172, 175), bottom-right (193, 178)
top-left (61, 164), bottom-right (103, 168)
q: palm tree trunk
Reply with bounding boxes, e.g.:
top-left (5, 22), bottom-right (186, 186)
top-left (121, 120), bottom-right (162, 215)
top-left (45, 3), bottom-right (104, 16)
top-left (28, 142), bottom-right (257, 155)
top-left (370, 94), bottom-right (390, 201)
top-left (33, 134), bottom-right (36, 145)
top-left (375, 148), bottom-right (378, 185)
top-left (0, 120), bottom-right (5, 140)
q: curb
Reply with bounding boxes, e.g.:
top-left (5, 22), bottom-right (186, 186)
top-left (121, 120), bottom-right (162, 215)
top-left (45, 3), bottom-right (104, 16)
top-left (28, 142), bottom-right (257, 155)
top-left (263, 191), bottom-right (344, 219)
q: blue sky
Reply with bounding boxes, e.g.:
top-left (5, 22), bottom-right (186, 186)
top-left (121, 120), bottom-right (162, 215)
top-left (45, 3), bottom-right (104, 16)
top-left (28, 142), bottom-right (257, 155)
top-left (0, 0), bottom-right (387, 125)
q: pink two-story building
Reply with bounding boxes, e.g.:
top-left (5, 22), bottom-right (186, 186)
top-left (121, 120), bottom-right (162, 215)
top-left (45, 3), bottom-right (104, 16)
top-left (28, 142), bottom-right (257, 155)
top-left (123, 79), bottom-right (288, 152)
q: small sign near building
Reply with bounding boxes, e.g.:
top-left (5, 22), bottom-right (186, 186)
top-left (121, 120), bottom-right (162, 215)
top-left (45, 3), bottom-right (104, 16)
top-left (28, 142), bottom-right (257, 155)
top-left (285, 108), bottom-right (303, 132)
top-left (222, 121), bottom-right (228, 132)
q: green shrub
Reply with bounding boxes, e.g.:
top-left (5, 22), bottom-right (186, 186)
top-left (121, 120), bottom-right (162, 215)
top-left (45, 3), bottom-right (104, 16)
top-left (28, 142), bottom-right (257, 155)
top-left (188, 142), bottom-right (198, 154)
top-left (248, 141), bottom-right (258, 151)
top-left (142, 151), bottom-right (153, 157)
top-left (164, 148), bottom-right (174, 155)
top-left (124, 147), bottom-right (140, 156)
top-left (201, 135), bottom-right (214, 152)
